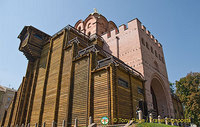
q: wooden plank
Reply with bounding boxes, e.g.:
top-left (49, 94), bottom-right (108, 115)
top-left (29, 43), bottom-right (50, 126)
top-left (3, 102), bottom-right (12, 126)
top-left (93, 70), bottom-right (108, 124)
top-left (6, 92), bottom-right (18, 126)
top-left (19, 61), bottom-right (35, 125)
top-left (57, 31), bottom-right (73, 127)
top-left (130, 76), bottom-right (144, 118)
top-left (13, 76), bottom-right (27, 125)
top-left (116, 68), bottom-right (132, 122)
top-left (10, 85), bottom-right (22, 126)
top-left (25, 59), bottom-right (40, 125)
top-left (71, 57), bottom-right (89, 126)
top-left (42, 32), bottom-right (65, 126)
top-left (0, 110), bottom-right (7, 127)
top-left (53, 29), bottom-right (67, 126)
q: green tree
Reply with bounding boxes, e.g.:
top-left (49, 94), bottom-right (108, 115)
top-left (175, 72), bottom-right (200, 126)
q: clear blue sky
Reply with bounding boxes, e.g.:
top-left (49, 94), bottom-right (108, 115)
top-left (0, 0), bottom-right (199, 89)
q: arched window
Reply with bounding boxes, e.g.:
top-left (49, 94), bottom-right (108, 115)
top-left (155, 50), bottom-right (157, 57)
top-left (159, 54), bottom-right (161, 60)
top-left (88, 32), bottom-right (91, 36)
top-left (154, 61), bottom-right (158, 68)
top-left (151, 46), bottom-right (154, 53)
top-left (141, 38), bottom-right (145, 46)
top-left (146, 42), bottom-right (149, 49)
top-left (78, 26), bottom-right (81, 32)
top-left (88, 23), bottom-right (91, 28)
top-left (154, 61), bottom-right (159, 72)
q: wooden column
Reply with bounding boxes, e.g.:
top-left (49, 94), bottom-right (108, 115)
top-left (1, 110), bottom-right (7, 127)
top-left (54, 29), bottom-right (67, 125)
top-left (25, 59), bottom-right (40, 124)
top-left (19, 61), bottom-right (35, 125)
top-left (7, 92), bottom-right (18, 126)
top-left (110, 64), bottom-right (118, 124)
top-left (107, 67), bottom-right (111, 124)
top-left (129, 73), bottom-right (134, 118)
top-left (38, 37), bottom-right (54, 126)
top-left (15, 61), bottom-right (33, 125)
top-left (87, 53), bottom-right (93, 124)
top-left (13, 78), bottom-right (26, 125)
top-left (67, 43), bottom-right (77, 127)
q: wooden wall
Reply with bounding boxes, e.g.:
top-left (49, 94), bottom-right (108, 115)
top-left (3, 102), bottom-right (12, 126)
top-left (25, 59), bottom-right (40, 124)
top-left (10, 85), bottom-right (22, 126)
top-left (1, 27), bottom-right (145, 127)
top-left (57, 46), bottom-right (72, 126)
top-left (29, 44), bottom-right (49, 125)
top-left (42, 32), bottom-right (66, 126)
top-left (116, 68), bottom-right (132, 121)
top-left (130, 76), bottom-right (144, 118)
top-left (71, 56), bottom-right (89, 126)
top-left (93, 69), bottom-right (109, 124)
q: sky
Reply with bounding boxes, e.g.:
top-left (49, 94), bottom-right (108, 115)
top-left (0, 0), bottom-right (199, 89)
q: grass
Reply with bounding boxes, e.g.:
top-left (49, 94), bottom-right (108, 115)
top-left (135, 122), bottom-right (176, 127)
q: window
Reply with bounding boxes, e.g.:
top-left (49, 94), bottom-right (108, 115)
top-left (151, 46), bottom-right (153, 53)
top-left (155, 50), bottom-right (157, 57)
top-left (33, 34), bottom-right (42, 40)
top-left (88, 32), bottom-right (91, 36)
top-left (141, 38), bottom-right (145, 46)
top-left (154, 61), bottom-right (159, 69)
top-left (159, 54), bottom-right (161, 60)
top-left (7, 97), bottom-right (11, 102)
top-left (138, 87), bottom-right (144, 94)
top-left (118, 78), bottom-right (128, 88)
top-left (139, 101), bottom-right (144, 111)
top-left (146, 42), bottom-right (149, 49)
top-left (78, 26), bottom-right (81, 32)
top-left (88, 23), bottom-right (91, 28)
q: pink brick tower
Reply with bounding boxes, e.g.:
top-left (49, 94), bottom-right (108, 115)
top-left (75, 11), bottom-right (174, 118)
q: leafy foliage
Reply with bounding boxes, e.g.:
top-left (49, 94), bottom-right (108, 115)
top-left (175, 72), bottom-right (200, 126)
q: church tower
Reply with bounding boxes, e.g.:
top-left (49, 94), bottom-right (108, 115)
top-left (74, 10), bottom-right (118, 37)
top-left (75, 11), bottom-right (174, 118)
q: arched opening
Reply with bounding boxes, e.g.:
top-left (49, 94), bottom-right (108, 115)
top-left (78, 26), bottom-right (81, 32)
top-left (87, 32), bottom-right (91, 36)
top-left (150, 77), bottom-right (168, 118)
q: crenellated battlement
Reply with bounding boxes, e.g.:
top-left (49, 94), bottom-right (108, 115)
top-left (140, 23), bottom-right (162, 48)
top-left (102, 18), bottom-right (162, 48)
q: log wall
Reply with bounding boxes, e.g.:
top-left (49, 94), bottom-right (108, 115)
top-left (93, 69), bottom-right (109, 124)
top-left (57, 33), bottom-right (73, 127)
top-left (42, 32), bottom-right (65, 126)
top-left (29, 44), bottom-right (49, 125)
top-left (1, 27), bottom-right (145, 127)
top-left (71, 56), bottom-right (89, 126)
top-left (10, 85), bottom-right (22, 126)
